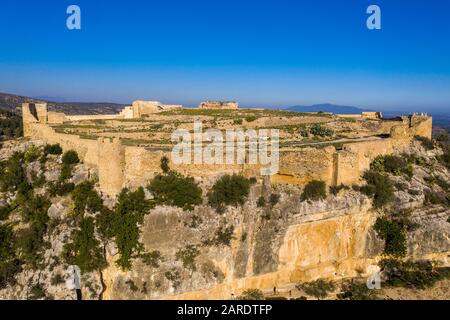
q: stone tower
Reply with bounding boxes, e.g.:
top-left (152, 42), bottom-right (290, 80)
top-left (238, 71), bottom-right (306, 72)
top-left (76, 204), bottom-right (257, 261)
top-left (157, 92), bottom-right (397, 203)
top-left (97, 138), bottom-right (126, 196)
top-left (22, 103), bottom-right (49, 137)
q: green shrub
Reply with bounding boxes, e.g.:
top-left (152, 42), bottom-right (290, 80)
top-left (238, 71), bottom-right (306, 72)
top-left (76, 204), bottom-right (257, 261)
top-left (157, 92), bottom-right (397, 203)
top-left (0, 110), bottom-right (23, 139)
top-left (62, 217), bottom-right (106, 273)
top-left (125, 279), bottom-right (139, 292)
top-left (160, 156), bottom-right (170, 174)
top-left (31, 173), bottom-right (46, 188)
top-left (245, 115), bottom-right (257, 122)
top-left (203, 225), bottom-right (235, 247)
top-left (296, 279), bottom-right (335, 300)
top-left (233, 119), bottom-right (243, 125)
top-left (329, 184), bottom-right (349, 196)
top-left (0, 224), bottom-right (22, 289)
top-left (424, 190), bottom-right (449, 205)
top-left (0, 258), bottom-right (22, 290)
top-left (176, 245), bottom-right (200, 271)
top-left (379, 259), bottom-right (450, 290)
top-left (15, 195), bottom-right (50, 269)
top-left (95, 207), bottom-right (115, 241)
top-left (59, 163), bottom-right (73, 181)
top-left (140, 250), bottom-right (162, 268)
top-left (29, 284), bottom-right (47, 300)
top-left (373, 218), bottom-right (407, 257)
top-left (62, 150), bottom-right (80, 165)
top-left (300, 128), bottom-right (310, 138)
top-left (0, 152), bottom-right (26, 192)
top-left (370, 155), bottom-right (413, 178)
top-left (0, 205), bottom-right (12, 221)
top-left (301, 180), bottom-right (326, 202)
top-left (439, 146), bottom-right (450, 169)
top-left (310, 124), bottom-right (334, 137)
top-left (111, 188), bottom-right (152, 270)
top-left (148, 172), bottom-right (202, 211)
top-left (414, 135), bottom-right (434, 150)
top-left (269, 194), bottom-right (280, 206)
top-left (257, 196), bottom-right (266, 208)
top-left (208, 175), bottom-right (252, 212)
top-left (238, 289), bottom-right (264, 300)
top-left (50, 274), bottom-right (65, 286)
top-left (47, 181), bottom-right (75, 197)
top-left (165, 269), bottom-right (182, 290)
top-left (24, 145), bottom-right (40, 163)
top-left (337, 281), bottom-right (379, 300)
top-left (361, 171), bottom-right (394, 208)
top-left (72, 181), bottom-right (103, 215)
top-left (44, 144), bottom-right (63, 155)
top-left (436, 132), bottom-right (449, 142)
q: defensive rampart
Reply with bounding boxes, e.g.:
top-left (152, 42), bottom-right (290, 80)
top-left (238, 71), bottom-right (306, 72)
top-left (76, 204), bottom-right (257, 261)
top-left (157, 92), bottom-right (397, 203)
top-left (22, 103), bottom-right (433, 196)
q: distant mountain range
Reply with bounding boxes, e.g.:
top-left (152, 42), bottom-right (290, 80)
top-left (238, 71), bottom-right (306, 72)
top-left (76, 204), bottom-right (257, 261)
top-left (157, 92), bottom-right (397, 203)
top-left (285, 103), bottom-right (450, 132)
top-left (0, 92), bottom-right (126, 115)
top-left (286, 103), bottom-right (372, 114)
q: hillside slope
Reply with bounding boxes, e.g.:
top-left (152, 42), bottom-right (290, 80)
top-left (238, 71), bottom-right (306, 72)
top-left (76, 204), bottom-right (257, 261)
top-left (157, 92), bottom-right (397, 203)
top-left (0, 92), bottom-right (126, 115)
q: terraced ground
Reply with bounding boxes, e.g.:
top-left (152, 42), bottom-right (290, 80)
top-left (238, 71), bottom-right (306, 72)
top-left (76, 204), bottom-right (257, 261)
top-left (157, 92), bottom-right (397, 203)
top-left (49, 108), bottom-right (400, 150)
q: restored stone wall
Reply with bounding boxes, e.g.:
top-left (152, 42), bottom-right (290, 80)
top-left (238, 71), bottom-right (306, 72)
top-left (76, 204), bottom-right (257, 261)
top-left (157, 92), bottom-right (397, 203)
top-left (98, 138), bottom-right (126, 195)
top-left (22, 103), bottom-right (434, 196)
top-left (272, 147), bottom-right (335, 185)
top-left (199, 101), bottom-right (239, 110)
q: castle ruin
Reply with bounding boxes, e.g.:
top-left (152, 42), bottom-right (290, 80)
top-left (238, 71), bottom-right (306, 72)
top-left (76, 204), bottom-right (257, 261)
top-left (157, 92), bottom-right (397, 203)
top-left (21, 101), bottom-right (432, 196)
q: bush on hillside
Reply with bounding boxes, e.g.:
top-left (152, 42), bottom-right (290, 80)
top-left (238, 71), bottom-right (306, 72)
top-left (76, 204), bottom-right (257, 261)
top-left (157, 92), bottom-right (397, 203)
top-left (310, 124), bottom-right (334, 137)
top-left (16, 195), bottom-right (51, 268)
top-left (361, 171), bottom-right (395, 208)
top-left (245, 115), bottom-right (257, 122)
top-left (0, 224), bottom-right (22, 289)
top-left (414, 135), bottom-right (434, 150)
top-left (62, 150), bottom-right (80, 165)
top-left (370, 155), bottom-right (413, 178)
top-left (337, 281), bottom-right (379, 300)
top-left (373, 218), bottom-right (407, 257)
top-left (257, 196), bottom-right (266, 208)
top-left (24, 145), bottom-right (40, 163)
top-left (0, 152), bottom-right (26, 192)
top-left (160, 156), bottom-right (170, 173)
top-left (175, 245), bottom-right (200, 271)
top-left (43, 144), bottom-right (63, 155)
top-left (301, 180), bottom-right (326, 202)
top-left (62, 217), bottom-right (106, 273)
top-left (0, 111), bottom-right (23, 139)
top-left (207, 174), bottom-right (252, 213)
top-left (203, 225), bottom-right (235, 247)
top-left (296, 279), bottom-right (335, 300)
top-left (109, 187), bottom-right (152, 270)
top-left (237, 289), bottom-right (264, 300)
top-left (148, 172), bottom-right (202, 211)
top-left (379, 259), bottom-right (450, 290)
top-left (72, 181), bottom-right (103, 215)
top-left (269, 193), bottom-right (280, 206)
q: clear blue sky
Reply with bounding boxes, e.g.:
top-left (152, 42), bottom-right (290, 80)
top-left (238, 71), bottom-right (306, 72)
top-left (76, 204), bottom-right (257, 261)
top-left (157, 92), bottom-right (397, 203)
top-left (0, 0), bottom-right (449, 111)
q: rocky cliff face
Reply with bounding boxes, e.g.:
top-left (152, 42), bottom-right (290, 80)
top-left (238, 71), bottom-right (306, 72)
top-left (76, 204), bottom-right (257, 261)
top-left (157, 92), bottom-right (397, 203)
top-left (1, 139), bottom-right (449, 300)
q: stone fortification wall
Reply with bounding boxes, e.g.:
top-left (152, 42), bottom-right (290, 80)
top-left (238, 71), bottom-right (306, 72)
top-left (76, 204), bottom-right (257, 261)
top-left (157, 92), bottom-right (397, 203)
top-left (22, 103), bottom-right (433, 196)
top-left (199, 101), bottom-right (239, 110)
